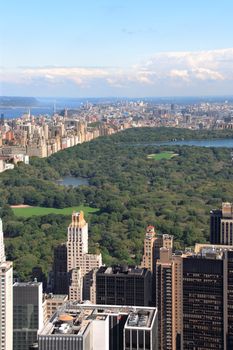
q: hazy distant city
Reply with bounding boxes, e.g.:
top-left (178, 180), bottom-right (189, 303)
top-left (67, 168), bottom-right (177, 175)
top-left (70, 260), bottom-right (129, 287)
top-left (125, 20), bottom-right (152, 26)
top-left (0, 96), bottom-right (232, 173)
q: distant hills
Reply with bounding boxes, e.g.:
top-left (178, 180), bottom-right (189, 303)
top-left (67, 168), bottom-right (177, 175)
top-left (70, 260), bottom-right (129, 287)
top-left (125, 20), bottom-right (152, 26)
top-left (0, 96), bottom-right (39, 107)
top-left (1, 95), bottom-right (233, 108)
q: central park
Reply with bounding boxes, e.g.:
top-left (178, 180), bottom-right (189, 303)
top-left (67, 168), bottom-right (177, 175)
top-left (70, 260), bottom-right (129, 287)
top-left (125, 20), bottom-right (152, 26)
top-left (1, 126), bottom-right (233, 280)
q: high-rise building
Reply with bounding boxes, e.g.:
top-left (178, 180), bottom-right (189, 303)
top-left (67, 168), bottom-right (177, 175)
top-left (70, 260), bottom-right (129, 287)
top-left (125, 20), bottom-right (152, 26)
top-left (13, 281), bottom-right (44, 350)
top-left (156, 248), bottom-right (173, 350)
top-left (96, 265), bottom-right (152, 306)
top-left (38, 303), bottom-right (158, 350)
top-left (140, 226), bottom-right (173, 306)
top-left (181, 244), bottom-right (233, 350)
top-left (227, 249), bottom-right (233, 348)
top-left (52, 243), bottom-right (68, 294)
top-left (67, 211), bottom-right (102, 301)
top-left (183, 248), bottom-right (225, 349)
top-left (210, 202), bottom-right (233, 244)
top-left (171, 253), bottom-right (183, 350)
top-left (0, 218), bottom-right (13, 350)
top-left (156, 247), bottom-right (183, 350)
top-left (140, 226), bottom-right (157, 273)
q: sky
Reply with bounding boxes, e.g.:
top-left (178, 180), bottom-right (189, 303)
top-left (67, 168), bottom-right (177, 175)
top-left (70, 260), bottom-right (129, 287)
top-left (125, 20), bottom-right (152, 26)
top-left (1, 0), bottom-right (233, 97)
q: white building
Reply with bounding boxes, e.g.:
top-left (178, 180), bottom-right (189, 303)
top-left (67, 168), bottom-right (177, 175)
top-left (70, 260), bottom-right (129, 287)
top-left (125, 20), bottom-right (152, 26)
top-left (0, 218), bottom-right (13, 350)
top-left (38, 303), bottom-right (158, 350)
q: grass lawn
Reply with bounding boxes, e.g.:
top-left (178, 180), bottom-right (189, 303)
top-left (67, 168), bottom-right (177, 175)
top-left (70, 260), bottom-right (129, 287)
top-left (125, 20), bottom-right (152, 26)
top-left (147, 151), bottom-right (178, 160)
top-left (12, 205), bottom-right (99, 218)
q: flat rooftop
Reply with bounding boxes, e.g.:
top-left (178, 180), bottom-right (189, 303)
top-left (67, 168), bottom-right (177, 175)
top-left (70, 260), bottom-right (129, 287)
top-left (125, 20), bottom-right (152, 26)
top-left (39, 303), bottom-right (157, 337)
top-left (194, 244), bottom-right (233, 259)
top-left (98, 265), bottom-right (147, 276)
top-left (44, 293), bottom-right (68, 300)
top-left (13, 281), bottom-right (42, 287)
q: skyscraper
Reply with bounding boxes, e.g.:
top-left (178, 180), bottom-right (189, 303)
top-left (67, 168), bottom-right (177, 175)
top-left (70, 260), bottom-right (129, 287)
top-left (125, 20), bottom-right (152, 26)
top-left (13, 281), bottom-right (44, 350)
top-left (0, 218), bottom-right (13, 350)
top-left (140, 226), bottom-right (173, 306)
top-left (183, 248), bottom-right (225, 349)
top-left (156, 248), bottom-right (183, 350)
top-left (210, 202), bottom-right (233, 244)
top-left (96, 265), bottom-right (152, 306)
top-left (140, 226), bottom-right (157, 273)
top-left (156, 248), bottom-right (173, 350)
top-left (52, 243), bottom-right (68, 294)
top-left (181, 244), bottom-right (233, 349)
top-left (67, 211), bottom-right (102, 301)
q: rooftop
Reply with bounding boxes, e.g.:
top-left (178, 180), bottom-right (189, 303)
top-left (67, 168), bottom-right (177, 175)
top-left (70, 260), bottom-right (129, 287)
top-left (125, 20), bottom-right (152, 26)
top-left (44, 293), bottom-right (68, 301)
top-left (39, 303), bottom-right (157, 337)
top-left (97, 265), bottom-right (147, 276)
top-left (185, 244), bottom-right (233, 260)
top-left (13, 281), bottom-right (42, 287)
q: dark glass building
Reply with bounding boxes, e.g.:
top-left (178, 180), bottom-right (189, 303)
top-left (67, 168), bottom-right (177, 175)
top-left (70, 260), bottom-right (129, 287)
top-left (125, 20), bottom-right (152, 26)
top-left (210, 209), bottom-right (222, 244)
top-left (227, 250), bottom-right (233, 348)
top-left (183, 254), bottom-right (224, 349)
top-left (52, 243), bottom-right (69, 294)
top-left (13, 282), bottom-right (43, 350)
top-left (96, 265), bottom-right (151, 306)
top-left (210, 202), bottom-right (233, 245)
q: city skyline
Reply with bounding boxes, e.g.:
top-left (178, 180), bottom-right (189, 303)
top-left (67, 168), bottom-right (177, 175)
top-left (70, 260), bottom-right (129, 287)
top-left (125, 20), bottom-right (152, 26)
top-left (1, 0), bottom-right (233, 97)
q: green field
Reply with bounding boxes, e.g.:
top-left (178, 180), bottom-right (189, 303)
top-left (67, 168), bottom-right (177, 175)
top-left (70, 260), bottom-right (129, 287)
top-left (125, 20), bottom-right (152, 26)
top-left (147, 151), bottom-right (178, 160)
top-left (12, 206), bottom-right (99, 218)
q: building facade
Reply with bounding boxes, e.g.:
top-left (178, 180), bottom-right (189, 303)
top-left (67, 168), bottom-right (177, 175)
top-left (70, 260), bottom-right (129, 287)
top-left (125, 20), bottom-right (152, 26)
top-left (96, 265), bottom-right (152, 306)
top-left (210, 202), bottom-right (233, 245)
top-left (67, 211), bottom-right (102, 301)
top-left (13, 281), bottom-right (44, 350)
top-left (183, 253), bottom-right (225, 349)
top-left (52, 243), bottom-right (68, 295)
top-left (0, 218), bottom-right (13, 350)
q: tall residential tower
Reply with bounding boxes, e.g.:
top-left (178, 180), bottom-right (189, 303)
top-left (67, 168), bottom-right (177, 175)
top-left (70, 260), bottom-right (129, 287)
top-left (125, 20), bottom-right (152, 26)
top-left (67, 211), bottom-right (102, 301)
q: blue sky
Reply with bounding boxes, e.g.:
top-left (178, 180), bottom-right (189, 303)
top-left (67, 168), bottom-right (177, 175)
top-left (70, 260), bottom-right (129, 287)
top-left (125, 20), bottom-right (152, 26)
top-left (1, 0), bottom-right (233, 97)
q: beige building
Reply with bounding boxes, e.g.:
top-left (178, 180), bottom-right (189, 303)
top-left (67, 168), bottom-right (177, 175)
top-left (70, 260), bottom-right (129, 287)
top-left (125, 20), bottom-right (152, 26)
top-left (210, 202), bottom-right (233, 245)
top-left (140, 226), bottom-right (173, 271)
top-left (221, 202), bottom-right (233, 244)
top-left (140, 225), bottom-right (156, 272)
top-left (156, 248), bottom-right (186, 350)
top-left (43, 294), bottom-right (68, 324)
top-left (27, 144), bottom-right (47, 158)
top-left (67, 211), bottom-right (102, 301)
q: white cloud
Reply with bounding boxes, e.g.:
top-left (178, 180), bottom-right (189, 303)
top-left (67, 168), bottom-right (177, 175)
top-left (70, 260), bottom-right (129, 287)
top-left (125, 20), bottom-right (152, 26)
top-left (1, 48), bottom-right (233, 95)
top-left (169, 69), bottom-right (189, 80)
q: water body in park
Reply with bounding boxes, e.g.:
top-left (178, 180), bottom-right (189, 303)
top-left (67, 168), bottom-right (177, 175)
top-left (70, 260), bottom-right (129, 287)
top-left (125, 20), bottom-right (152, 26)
top-left (56, 176), bottom-right (89, 187)
top-left (134, 138), bottom-right (233, 148)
